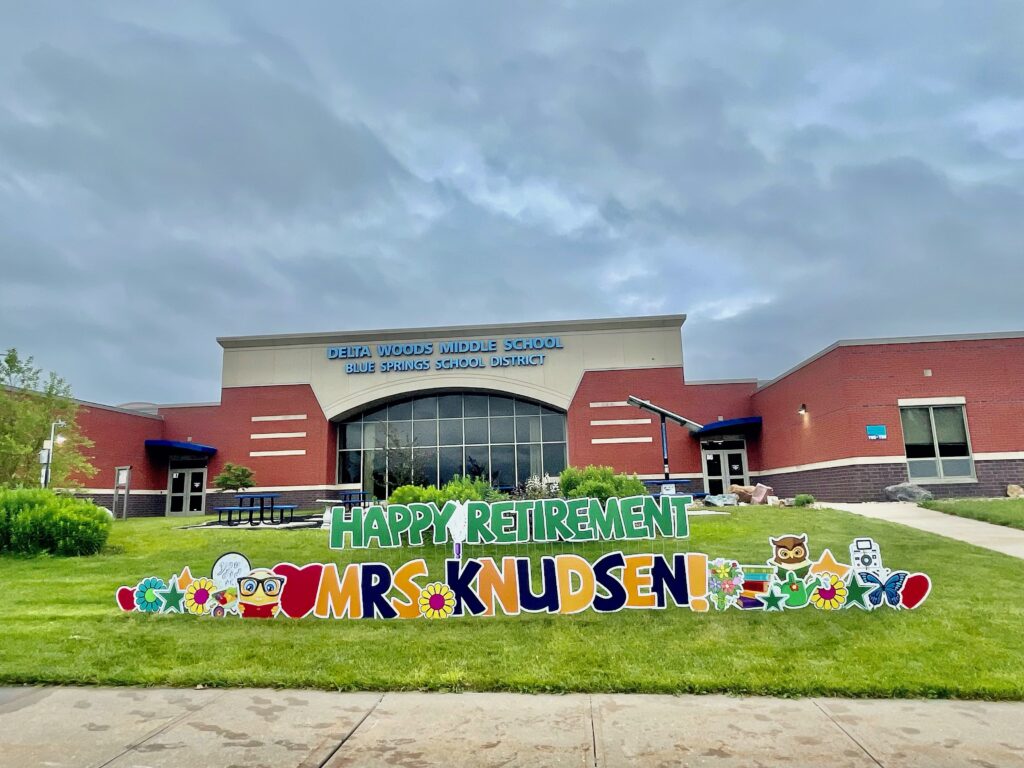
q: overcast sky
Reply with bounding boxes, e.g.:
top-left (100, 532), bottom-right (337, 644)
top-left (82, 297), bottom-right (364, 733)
top-left (1, 2), bottom-right (1022, 405)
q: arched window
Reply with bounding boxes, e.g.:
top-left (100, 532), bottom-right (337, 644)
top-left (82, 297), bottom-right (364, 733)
top-left (337, 392), bottom-right (567, 500)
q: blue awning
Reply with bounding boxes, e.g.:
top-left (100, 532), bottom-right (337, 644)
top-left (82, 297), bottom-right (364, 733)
top-left (144, 439), bottom-right (217, 456)
top-left (693, 416), bottom-right (762, 437)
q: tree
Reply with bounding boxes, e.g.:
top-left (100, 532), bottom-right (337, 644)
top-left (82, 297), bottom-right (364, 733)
top-left (0, 349), bottom-right (97, 488)
top-left (213, 463), bottom-right (255, 492)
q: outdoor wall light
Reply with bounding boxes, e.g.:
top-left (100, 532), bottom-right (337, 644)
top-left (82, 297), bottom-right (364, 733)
top-left (797, 403), bottom-right (808, 415)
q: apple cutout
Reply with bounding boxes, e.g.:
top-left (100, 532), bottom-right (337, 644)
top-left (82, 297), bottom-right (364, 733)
top-left (900, 572), bottom-right (932, 610)
top-left (116, 586), bottom-right (136, 612)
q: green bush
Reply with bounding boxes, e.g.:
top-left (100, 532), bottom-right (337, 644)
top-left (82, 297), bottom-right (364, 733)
top-left (388, 475), bottom-right (508, 506)
top-left (794, 493), bottom-right (816, 507)
top-left (0, 488), bottom-right (112, 556)
top-left (559, 465), bottom-right (647, 503)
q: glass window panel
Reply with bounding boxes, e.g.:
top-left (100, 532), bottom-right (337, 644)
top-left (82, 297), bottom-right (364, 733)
top-left (387, 448), bottom-right (412, 488)
top-left (707, 478), bottom-right (724, 495)
top-left (170, 471), bottom-right (185, 494)
top-left (516, 415), bottom-right (542, 443)
top-left (934, 406), bottom-right (970, 456)
top-left (413, 448), bottom-right (438, 486)
top-left (339, 451), bottom-right (361, 484)
top-left (464, 395), bottom-right (488, 417)
top-left (465, 446), bottom-right (488, 479)
top-left (364, 405), bottom-right (387, 422)
top-left (727, 452), bottom-right (745, 476)
top-left (364, 422), bottom-right (386, 449)
top-left (489, 416), bottom-right (515, 444)
top-left (387, 400), bottom-right (412, 420)
top-left (489, 396), bottom-right (514, 416)
top-left (438, 394), bottom-right (463, 419)
top-left (516, 443), bottom-right (542, 484)
top-left (515, 399), bottom-right (541, 415)
top-left (941, 458), bottom-right (973, 477)
top-left (541, 414), bottom-right (565, 442)
top-left (413, 419), bottom-right (438, 447)
top-left (439, 447), bottom-right (463, 485)
top-left (542, 443), bottom-right (566, 477)
top-left (705, 453), bottom-right (722, 476)
top-left (900, 408), bottom-right (934, 453)
top-left (387, 421), bottom-right (412, 448)
top-left (907, 459), bottom-right (939, 479)
top-left (413, 396), bottom-right (437, 419)
top-left (438, 419), bottom-right (463, 446)
top-left (364, 451), bottom-right (385, 499)
top-left (464, 417), bottom-right (489, 445)
top-left (188, 494), bottom-right (204, 512)
top-left (169, 495), bottom-right (184, 512)
top-left (490, 445), bottom-right (515, 488)
top-left (342, 422), bottom-right (361, 450)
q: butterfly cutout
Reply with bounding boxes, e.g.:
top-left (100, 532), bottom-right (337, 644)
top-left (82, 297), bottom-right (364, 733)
top-left (858, 571), bottom-right (907, 607)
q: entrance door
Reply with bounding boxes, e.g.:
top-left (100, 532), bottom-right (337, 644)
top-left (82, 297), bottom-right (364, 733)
top-left (167, 467), bottom-right (207, 516)
top-left (702, 441), bottom-right (749, 495)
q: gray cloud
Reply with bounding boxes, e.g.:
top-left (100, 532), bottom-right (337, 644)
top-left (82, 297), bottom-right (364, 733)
top-left (0, 1), bottom-right (1022, 404)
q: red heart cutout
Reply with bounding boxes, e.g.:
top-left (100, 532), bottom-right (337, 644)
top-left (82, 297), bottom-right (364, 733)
top-left (273, 563), bottom-right (324, 619)
top-left (116, 586), bottom-right (136, 612)
top-left (900, 572), bottom-right (931, 610)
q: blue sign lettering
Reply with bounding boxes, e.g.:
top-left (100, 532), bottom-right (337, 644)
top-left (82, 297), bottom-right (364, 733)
top-left (327, 336), bottom-right (565, 374)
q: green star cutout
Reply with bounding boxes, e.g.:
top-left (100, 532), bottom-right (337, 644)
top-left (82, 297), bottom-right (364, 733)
top-left (157, 577), bottom-right (185, 613)
top-left (843, 572), bottom-right (874, 610)
top-left (762, 587), bottom-right (786, 612)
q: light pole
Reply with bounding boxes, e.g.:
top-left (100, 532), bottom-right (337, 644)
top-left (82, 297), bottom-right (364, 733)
top-left (41, 419), bottom-right (67, 489)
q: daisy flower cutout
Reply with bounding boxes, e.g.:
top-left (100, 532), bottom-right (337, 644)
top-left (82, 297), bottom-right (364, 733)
top-left (418, 582), bottom-right (456, 619)
top-left (811, 573), bottom-right (848, 611)
top-left (185, 577), bottom-right (217, 615)
top-left (134, 577), bottom-right (165, 613)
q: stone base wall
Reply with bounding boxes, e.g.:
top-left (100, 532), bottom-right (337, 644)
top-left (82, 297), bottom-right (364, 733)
top-left (76, 488), bottom-right (346, 519)
top-left (77, 493), bottom-right (167, 518)
top-left (756, 459), bottom-right (1024, 502)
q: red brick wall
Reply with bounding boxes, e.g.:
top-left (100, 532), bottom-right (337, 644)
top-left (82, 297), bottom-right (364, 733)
top-left (567, 368), bottom-right (758, 475)
top-left (159, 384), bottom-right (332, 488)
top-left (75, 405), bottom-right (165, 490)
top-left (753, 338), bottom-right (1024, 469)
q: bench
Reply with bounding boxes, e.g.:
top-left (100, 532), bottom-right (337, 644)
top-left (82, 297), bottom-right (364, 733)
top-left (214, 504), bottom-right (298, 525)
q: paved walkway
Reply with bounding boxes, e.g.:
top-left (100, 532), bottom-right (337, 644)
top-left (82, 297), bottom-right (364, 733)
top-left (829, 501), bottom-right (1024, 559)
top-left (2, 687), bottom-right (1023, 767)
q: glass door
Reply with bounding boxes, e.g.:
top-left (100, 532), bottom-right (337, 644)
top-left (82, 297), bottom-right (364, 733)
top-left (167, 467), bottom-right (207, 516)
top-left (702, 442), bottom-right (748, 495)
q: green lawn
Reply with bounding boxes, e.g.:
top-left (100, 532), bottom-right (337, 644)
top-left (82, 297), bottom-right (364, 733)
top-left (921, 498), bottom-right (1024, 531)
top-left (1, 506), bottom-right (1023, 699)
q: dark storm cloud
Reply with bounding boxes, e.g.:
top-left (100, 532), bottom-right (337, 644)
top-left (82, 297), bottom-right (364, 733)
top-left (0, 1), bottom-right (1022, 403)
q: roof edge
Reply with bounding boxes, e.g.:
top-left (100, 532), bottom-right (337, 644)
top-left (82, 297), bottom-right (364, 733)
top-left (217, 314), bottom-right (687, 349)
top-left (757, 330), bottom-right (1024, 392)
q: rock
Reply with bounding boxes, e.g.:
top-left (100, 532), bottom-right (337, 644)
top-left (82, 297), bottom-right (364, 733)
top-left (751, 483), bottom-right (773, 505)
top-left (884, 483), bottom-right (934, 502)
top-left (728, 484), bottom-right (755, 503)
top-left (705, 493), bottom-right (739, 507)
top-left (1008, 484), bottom-right (1024, 499)
top-left (97, 506), bottom-right (114, 519)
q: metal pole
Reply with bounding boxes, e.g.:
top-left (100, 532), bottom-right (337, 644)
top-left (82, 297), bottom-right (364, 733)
top-left (661, 414), bottom-right (669, 480)
top-left (43, 420), bottom-right (57, 488)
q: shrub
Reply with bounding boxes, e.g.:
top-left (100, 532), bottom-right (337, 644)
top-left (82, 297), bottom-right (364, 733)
top-left (794, 494), bottom-right (816, 507)
top-left (388, 476), bottom-right (508, 506)
top-left (559, 465), bottom-right (646, 503)
top-left (0, 488), bottom-right (112, 556)
top-left (213, 463), bottom-right (255, 492)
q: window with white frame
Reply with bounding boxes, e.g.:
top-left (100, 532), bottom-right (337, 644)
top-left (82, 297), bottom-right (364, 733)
top-left (899, 404), bottom-right (974, 480)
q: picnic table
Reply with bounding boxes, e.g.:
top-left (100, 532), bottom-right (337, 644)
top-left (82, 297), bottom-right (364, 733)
top-left (315, 491), bottom-right (373, 530)
top-left (214, 492), bottom-right (297, 526)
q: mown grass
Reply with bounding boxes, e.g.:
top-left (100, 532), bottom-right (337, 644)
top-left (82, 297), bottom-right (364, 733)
top-left (921, 498), bottom-right (1024, 531)
top-left (1, 506), bottom-right (1022, 699)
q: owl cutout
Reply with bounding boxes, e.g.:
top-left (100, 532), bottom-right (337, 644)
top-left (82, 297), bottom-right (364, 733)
top-left (768, 534), bottom-right (812, 579)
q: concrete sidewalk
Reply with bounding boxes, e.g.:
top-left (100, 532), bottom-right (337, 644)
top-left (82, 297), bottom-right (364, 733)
top-left (2, 687), bottom-right (1023, 767)
top-left (829, 501), bottom-right (1024, 559)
